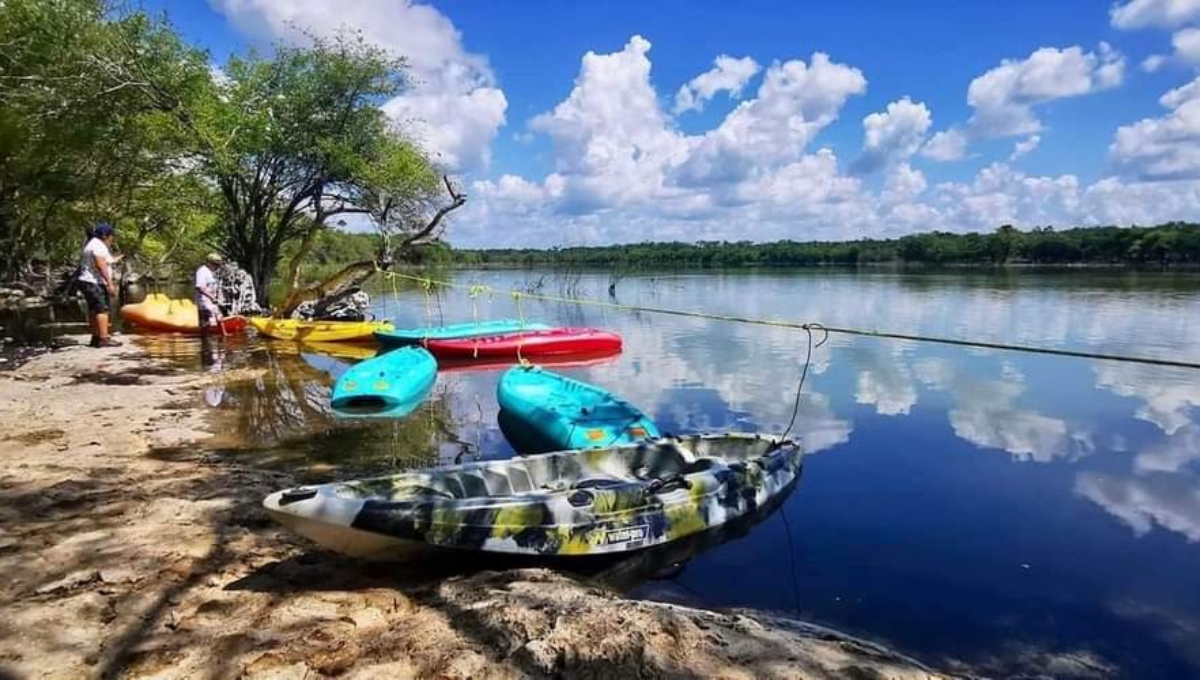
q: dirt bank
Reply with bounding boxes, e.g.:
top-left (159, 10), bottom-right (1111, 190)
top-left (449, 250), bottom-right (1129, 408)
top-left (0, 340), bottom-right (950, 679)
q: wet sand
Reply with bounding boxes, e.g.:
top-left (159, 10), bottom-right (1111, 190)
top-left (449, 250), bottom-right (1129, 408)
top-left (0, 338), bottom-right (950, 679)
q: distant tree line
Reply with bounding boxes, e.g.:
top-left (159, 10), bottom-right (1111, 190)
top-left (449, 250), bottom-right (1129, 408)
top-left (446, 223), bottom-right (1200, 268)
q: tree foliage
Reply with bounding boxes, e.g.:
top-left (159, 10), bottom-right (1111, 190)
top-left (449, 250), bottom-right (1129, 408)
top-left (0, 4), bottom-right (455, 303)
top-left (0, 0), bottom-right (211, 280)
top-left (192, 31), bottom-right (442, 303)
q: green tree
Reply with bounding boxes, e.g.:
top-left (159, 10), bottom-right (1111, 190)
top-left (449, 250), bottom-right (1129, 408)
top-left (0, 0), bottom-right (209, 280)
top-left (191, 31), bottom-right (444, 304)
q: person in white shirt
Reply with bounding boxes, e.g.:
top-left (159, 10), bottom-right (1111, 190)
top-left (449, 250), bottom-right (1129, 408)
top-left (195, 253), bottom-right (224, 335)
top-left (76, 223), bottom-right (121, 348)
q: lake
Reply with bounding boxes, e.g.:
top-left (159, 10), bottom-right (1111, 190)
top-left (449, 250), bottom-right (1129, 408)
top-left (146, 268), bottom-right (1200, 679)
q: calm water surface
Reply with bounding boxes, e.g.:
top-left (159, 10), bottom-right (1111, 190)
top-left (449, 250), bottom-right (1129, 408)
top-left (142, 269), bottom-right (1200, 678)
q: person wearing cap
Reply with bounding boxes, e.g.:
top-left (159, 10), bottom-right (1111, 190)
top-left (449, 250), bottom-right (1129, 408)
top-left (76, 223), bottom-right (122, 348)
top-left (195, 253), bottom-right (225, 335)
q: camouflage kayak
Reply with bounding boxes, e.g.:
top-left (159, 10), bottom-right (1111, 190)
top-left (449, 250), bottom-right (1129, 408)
top-left (262, 433), bottom-right (802, 560)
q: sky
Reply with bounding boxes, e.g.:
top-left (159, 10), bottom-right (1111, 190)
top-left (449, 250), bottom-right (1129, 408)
top-left (143, 0), bottom-right (1200, 247)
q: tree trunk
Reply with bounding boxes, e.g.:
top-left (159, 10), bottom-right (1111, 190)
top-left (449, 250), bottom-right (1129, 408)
top-left (240, 246), bottom-right (279, 310)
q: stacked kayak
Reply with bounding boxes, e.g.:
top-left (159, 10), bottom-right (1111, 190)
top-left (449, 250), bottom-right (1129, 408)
top-left (497, 365), bottom-right (659, 454)
top-left (263, 433), bottom-right (802, 560)
top-left (119, 294), bottom-right (247, 334)
top-left (250, 317), bottom-right (392, 342)
top-left (376, 319), bottom-right (551, 347)
top-left (331, 346), bottom-right (437, 417)
top-left (424, 328), bottom-right (621, 361)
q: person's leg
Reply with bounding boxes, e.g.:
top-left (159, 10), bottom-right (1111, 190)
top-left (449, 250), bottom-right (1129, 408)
top-left (94, 288), bottom-right (119, 346)
top-left (82, 283), bottom-right (101, 346)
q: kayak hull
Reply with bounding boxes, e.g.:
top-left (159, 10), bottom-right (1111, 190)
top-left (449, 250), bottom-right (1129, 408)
top-left (375, 319), bottom-right (551, 347)
top-left (423, 328), bottom-right (621, 361)
top-left (331, 346), bottom-right (437, 417)
top-left (250, 317), bottom-right (393, 342)
top-left (119, 294), bottom-right (247, 335)
top-left (263, 433), bottom-right (802, 560)
top-left (497, 365), bottom-right (660, 454)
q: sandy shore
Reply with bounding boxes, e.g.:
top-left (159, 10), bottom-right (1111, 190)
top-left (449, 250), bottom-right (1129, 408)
top-left (0, 339), bottom-right (951, 679)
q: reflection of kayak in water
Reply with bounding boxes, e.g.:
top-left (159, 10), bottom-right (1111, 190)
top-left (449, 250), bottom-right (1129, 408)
top-left (263, 433), bottom-right (801, 560)
top-left (436, 349), bottom-right (621, 374)
top-left (264, 339), bottom-right (379, 362)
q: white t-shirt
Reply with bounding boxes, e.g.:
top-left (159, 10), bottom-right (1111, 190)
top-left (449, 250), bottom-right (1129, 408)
top-left (195, 265), bottom-right (218, 311)
top-left (77, 238), bottom-right (111, 285)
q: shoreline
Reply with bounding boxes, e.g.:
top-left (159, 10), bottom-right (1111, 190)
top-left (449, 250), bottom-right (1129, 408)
top-left (0, 338), bottom-right (951, 679)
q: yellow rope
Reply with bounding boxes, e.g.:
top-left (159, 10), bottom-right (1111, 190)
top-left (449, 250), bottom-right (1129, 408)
top-left (374, 267), bottom-right (1200, 371)
top-left (420, 277), bottom-right (433, 342)
top-left (512, 290), bottom-right (530, 367)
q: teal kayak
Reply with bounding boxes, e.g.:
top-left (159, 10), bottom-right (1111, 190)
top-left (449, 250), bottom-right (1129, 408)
top-left (497, 365), bottom-right (660, 454)
top-left (375, 319), bottom-right (551, 347)
top-left (331, 346), bottom-right (437, 417)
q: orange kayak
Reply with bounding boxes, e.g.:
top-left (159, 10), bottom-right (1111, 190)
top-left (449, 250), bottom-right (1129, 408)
top-left (119, 293), bottom-right (248, 334)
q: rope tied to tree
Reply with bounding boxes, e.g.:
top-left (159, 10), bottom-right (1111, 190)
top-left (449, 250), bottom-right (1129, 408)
top-left (420, 277), bottom-right (434, 342)
top-left (511, 290), bottom-right (530, 366)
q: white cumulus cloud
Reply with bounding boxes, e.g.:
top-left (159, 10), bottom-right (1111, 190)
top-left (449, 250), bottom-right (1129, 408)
top-left (1172, 27), bottom-right (1200, 64)
top-left (526, 35), bottom-right (690, 214)
top-left (1111, 75), bottom-right (1200, 179)
top-left (854, 97), bottom-right (933, 173)
top-left (675, 52), bottom-right (867, 187)
top-left (1111, 0), bottom-right (1200, 29)
top-left (454, 36), bottom-right (1200, 247)
top-left (967, 44), bottom-right (1125, 138)
top-left (1143, 54), bottom-right (1169, 72)
top-left (920, 129), bottom-right (968, 161)
top-left (211, 0), bottom-right (507, 171)
top-left (674, 55), bottom-right (761, 114)
top-left (1010, 134), bottom-right (1042, 161)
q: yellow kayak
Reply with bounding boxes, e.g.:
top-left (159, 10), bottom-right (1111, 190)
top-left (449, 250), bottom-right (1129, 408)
top-left (249, 317), bottom-right (393, 343)
top-left (119, 293), bottom-right (248, 334)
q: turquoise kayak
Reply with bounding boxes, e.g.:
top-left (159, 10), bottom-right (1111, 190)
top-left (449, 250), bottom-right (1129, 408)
top-left (331, 346), bottom-right (437, 417)
top-left (375, 319), bottom-right (551, 347)
top-left (496, 365), bottom-right (660, 454)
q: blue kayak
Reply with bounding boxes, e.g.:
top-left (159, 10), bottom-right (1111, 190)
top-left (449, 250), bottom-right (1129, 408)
top-left (331, 346), bottom-right (437, 417)
top-left (375, 319), bottom-right (551, 347)
top-left (496, 365), bottom-right (660, 454)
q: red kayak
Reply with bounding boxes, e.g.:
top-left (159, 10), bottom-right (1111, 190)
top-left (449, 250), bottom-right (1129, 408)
top-left (437, 348), bottom-right (622, 373)
top-left (423, 328), bottom-right (622, 361)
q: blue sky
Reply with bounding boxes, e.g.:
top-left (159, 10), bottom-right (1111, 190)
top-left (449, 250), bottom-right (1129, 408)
top-left (143, 1), bottom-right (1200, 246)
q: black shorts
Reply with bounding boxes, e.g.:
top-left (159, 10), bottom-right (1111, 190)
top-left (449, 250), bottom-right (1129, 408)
top-left (80, 282), bottom-right (110, 314)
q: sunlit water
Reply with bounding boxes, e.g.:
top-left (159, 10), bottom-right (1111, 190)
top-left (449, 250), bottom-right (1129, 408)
top-left (138, 268), bottom-right (1200, 678)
